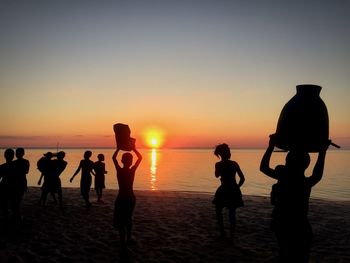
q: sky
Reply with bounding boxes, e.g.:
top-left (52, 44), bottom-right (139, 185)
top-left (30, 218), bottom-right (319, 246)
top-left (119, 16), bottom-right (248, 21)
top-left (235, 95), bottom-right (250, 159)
top-left (0, 0), bottom-right (349, 149)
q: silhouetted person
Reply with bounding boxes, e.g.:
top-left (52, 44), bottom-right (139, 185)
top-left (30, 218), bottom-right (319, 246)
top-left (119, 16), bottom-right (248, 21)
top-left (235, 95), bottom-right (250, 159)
top-left (11, 148), bottom-right (30, 223)
top-left (13, 148), bottom-right (30, 202)
top-left (112, 146), bottom-right (142, 249)
top-left (70, 151), bottom-right (95, 208)
top-left (38, 152), bottom-right (56, 207)
top-left (260, 135), bottom-right (329, 263)
top-left (93, 153), bottom-right (107, 203)
top-left (0, 149), bottom-right (15, 226)
top-left (213, 143), bottom-right (245, 240)
top-left (52, 151), bottom-right (67, 208)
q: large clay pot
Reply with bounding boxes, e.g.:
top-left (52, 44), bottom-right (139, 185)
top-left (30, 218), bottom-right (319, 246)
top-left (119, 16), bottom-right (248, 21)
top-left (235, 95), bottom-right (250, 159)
top-left (275, 84), bottom-right (329, 152)
top-left (113, 123), bottom-right (136, 151)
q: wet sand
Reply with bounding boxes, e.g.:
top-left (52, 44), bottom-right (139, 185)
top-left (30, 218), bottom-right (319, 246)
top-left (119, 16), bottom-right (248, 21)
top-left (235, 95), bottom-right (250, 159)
top-left (0, 187), bottom-right (349, 262)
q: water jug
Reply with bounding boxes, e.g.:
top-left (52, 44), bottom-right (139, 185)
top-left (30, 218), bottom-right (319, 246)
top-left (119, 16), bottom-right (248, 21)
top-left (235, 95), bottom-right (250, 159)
top-left (275, 84), bottom-right (329, 152)
top-left (113, 123), bottom-right (136, 151)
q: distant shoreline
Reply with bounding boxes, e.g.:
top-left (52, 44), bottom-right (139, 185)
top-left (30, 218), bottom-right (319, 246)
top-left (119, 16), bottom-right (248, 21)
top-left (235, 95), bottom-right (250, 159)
top-left (0, 147), bottom-right (347, 151)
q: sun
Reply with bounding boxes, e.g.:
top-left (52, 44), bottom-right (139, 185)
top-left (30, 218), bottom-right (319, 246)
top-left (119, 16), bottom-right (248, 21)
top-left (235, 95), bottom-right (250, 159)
top-left (144, 127), bottom-right (165, 149)
top-left (150, 137), bottom-right (159, 148)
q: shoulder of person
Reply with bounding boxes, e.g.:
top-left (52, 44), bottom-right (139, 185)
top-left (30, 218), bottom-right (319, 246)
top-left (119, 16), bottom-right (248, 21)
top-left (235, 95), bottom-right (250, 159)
top-left (230, 160), bottom-right (240, 167)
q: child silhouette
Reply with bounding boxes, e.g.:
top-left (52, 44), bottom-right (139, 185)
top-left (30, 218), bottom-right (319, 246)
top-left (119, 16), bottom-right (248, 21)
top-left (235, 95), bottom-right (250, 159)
top-left (93, 154), bottom-right (107, 203)
top-left (213, 143), bottom-right (245, 240)
top-left (260, 134), bottom-right (329, 262)
top-left (112, 146), bottom-right (142, 248)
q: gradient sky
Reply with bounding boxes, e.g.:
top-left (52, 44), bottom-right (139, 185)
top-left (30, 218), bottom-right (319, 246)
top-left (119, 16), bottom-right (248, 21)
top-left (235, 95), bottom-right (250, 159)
top-left (0, 0), bottom-right (349, 148)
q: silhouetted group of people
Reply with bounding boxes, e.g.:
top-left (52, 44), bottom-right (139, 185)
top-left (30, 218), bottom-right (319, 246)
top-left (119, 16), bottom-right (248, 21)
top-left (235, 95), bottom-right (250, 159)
top-left (213, 137), bottom-right (330, 263)
top-left (35, 150), bottom-right (107, 209)
top-left (70, 151), bottom-right (107, 208)
top-left (0, 139), bottom-right (329, 262)
top-left (0, 148), bottom-right (29, 229)
top-left (68, 146), bottom-right (142, 249)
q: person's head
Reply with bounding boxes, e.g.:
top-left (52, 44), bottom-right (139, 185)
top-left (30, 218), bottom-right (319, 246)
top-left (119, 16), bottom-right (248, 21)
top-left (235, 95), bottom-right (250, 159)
top-left (57, 151), bottom-right (66, 160)
top-left (44, 152), bottom-right (53, 159)
top-left (4, 148), bottom-right (15, 162)
top-left (97, 153), bottom-right (105, 162)
top-left (214, 143), bottom-right (231, 160)
top-left (84, 150), bottom-right (92, 160)
top-left (15, 147), bottom-right (25, 159)
top-left (285, 151), bottom-right (310, 172)
top-left (121, 152), bottom-right (133, 168)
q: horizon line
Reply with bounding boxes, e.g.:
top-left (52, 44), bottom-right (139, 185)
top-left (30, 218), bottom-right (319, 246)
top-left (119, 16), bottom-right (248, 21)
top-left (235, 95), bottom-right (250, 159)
top-left (0, 146), bottom-right (346, 151)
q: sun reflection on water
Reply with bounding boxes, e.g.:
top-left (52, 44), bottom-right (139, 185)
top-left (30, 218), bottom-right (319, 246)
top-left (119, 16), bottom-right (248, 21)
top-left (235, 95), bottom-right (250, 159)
top-left (150, 148), bottom-right (157, 191)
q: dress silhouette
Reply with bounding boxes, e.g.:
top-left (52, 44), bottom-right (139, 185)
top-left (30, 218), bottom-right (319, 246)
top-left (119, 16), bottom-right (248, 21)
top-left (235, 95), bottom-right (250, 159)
top-left (213, 143), bottom-right (245, 239)
top-left (260, 135), bottom-right (329, 262)
top-left (70, 151), bottom-right (95, 208)
top-left (112, 146), bottom-right (142, 248)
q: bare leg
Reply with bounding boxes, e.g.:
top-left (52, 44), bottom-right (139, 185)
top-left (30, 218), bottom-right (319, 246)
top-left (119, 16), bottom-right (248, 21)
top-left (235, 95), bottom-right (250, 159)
top-left (229, 208), bottom-right (236, 240)
top-left (215, 206), bottom-right (225, 237)
top-left (126, 216), bottom-right (133, 242)
top-left (119, 226), bottom-right (126, 248)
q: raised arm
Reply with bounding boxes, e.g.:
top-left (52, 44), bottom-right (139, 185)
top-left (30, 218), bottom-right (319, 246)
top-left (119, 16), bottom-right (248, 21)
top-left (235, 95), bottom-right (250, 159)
top-left (112, 149), bottom-right (121, 169)
top-left (308, 142), bottom-right (330, 187)
top-left (260, 135), bottom-right (278, 180)
top-left (131, 147), bottom-right (142, 170)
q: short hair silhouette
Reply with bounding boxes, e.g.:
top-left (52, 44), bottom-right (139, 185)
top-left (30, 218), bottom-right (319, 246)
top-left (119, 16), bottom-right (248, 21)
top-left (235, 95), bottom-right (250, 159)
top-left (4, 148), bottom-right (15, 161)
top-left (121, 152), bottom-right (133, 167)
top-left (97, 153), bottom-right (105, 161)
top-left (57, 151), bottom-right (66, 159)
top-left (15, 148), bottom-right (25, 158)
top-left (286, 151), bottom-right (311, 171)
top-left (84, 151), bottom-right (92, 159)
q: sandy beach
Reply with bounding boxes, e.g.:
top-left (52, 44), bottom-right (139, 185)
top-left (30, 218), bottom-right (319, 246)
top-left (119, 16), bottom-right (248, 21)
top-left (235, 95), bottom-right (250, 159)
top-left (0, 187), bottom-right (349, 263)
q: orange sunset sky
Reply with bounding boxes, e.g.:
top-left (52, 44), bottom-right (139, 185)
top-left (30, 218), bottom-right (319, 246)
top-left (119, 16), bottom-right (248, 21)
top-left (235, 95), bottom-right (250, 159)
top-left (0, 1), bottom-right (349, 149)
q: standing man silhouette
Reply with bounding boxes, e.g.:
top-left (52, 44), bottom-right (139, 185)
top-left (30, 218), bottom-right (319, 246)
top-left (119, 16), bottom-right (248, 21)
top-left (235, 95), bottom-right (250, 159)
top-left (12, 148), bottom-right (30, 223)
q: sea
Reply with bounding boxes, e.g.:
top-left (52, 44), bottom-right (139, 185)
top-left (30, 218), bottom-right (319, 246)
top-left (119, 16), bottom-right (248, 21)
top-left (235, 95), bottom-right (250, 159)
top-left (0, 148), bottom-right (349, 201)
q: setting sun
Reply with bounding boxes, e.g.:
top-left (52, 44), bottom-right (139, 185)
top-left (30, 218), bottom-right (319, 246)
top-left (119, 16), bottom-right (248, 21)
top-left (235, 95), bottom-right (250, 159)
top-left (143, 127), bottom-right (165, 149)
top-left (150, 138), bottom-right (159, 148)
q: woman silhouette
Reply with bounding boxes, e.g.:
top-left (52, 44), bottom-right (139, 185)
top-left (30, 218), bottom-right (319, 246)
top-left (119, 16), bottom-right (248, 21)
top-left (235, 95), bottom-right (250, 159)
top-left (213, 143), bottom-right (245, 240)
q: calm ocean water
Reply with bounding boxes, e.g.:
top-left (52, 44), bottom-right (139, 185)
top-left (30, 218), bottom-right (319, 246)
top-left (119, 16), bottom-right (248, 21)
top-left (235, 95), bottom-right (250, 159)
top-left (0, 148), bottom-right (349, 201)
